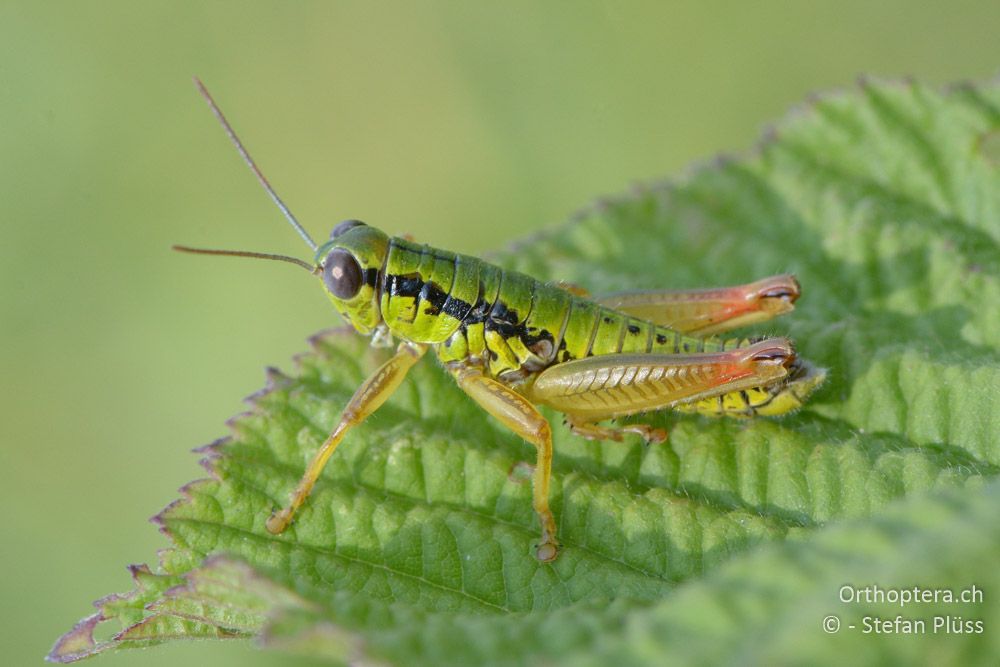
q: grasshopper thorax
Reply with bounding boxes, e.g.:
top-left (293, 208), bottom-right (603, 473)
top-left (314, 221), bottom-right (389, 335)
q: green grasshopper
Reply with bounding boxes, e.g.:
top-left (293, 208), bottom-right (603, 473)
top-left (176, 79), bottom-right (825, 562)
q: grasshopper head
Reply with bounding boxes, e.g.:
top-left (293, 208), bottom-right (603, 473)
top-left (314, 220), bottom-right (389, 335)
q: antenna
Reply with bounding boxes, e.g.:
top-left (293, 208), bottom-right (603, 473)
top-left (172, 245), bottom-right (318, 272)
top-left (193, 76), bottom-right (318, 251)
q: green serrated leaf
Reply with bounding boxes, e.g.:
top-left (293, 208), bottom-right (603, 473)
top-left (50, 78), bottom-right (1000, 665)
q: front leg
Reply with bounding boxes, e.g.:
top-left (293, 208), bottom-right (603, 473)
top-left (452, 367), bottom-right (560, 563)
top-left (266, 341), bottom-right (427, 534)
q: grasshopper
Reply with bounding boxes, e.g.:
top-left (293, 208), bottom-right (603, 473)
top-left (176, 79), bottom-right (825, 562)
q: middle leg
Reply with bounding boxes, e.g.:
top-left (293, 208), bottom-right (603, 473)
top-left (452, 366), bottom-right (561, 562)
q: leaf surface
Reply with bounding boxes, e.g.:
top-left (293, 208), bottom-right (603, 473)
top-left (51, 79), bottom-right (1000, 665)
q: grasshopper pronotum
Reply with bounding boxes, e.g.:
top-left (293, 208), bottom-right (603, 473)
top-left (175, 79), bottom-right (825, 562)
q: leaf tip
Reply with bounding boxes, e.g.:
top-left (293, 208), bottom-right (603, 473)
top-left (150, 498), bottom-right (181, 534)
top-left (46, 613), bottom-right (104, 663)
top-left (755, 124), bottom-right (781, 152)
top-left (191, 435), bottom-right (231, 455)
top-left (712, 152), bottom-right (737, 168)
top-left (305, 326), bottom-right (361, 359)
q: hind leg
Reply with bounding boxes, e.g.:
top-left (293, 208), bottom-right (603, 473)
top-left (565, 416), bottom-right (666, 443)
top-left (597, 274), bottom-right (800, 335)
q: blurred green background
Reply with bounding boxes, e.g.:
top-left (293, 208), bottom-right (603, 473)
top-left (3, 2), bottom-right (998, 665)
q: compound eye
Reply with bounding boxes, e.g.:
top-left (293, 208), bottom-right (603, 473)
top-left (322, 249), bottom-right (363, 299)
top-left (331, 219), bottom-right (366, 239)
